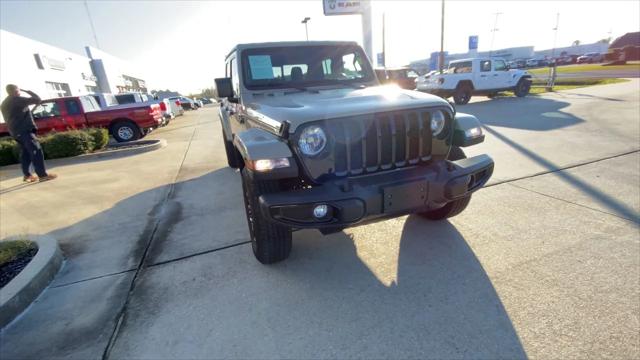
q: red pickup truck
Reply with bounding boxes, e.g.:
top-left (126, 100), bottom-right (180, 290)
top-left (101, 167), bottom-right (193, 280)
top-left (0, 95), bottom-right (163, 142)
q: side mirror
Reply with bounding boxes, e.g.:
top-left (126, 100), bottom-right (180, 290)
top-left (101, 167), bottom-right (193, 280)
top-left (215, 77), bottom-right (234, 100)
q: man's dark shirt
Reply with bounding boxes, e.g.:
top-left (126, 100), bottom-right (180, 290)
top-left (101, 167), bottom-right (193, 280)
top-left (0, 91), bottom-right (41, 136)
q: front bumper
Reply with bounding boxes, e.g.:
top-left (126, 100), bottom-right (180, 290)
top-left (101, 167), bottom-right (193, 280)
top-left (259, 154), bottom-right (494, 228)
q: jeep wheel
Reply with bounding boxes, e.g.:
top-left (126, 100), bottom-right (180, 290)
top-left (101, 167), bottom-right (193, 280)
top-left (514, 78), bottom-right (531, 97)
top-left (112, 121), bottom-right (141, 142)
top-left (241, 168), bottom-right (292, 264)
top-left (418, 147), bottom-right (471, 220)
top-left (221, 125), bottom-right (241, 168)
top-left (453, 85), bottom-right (472, 105)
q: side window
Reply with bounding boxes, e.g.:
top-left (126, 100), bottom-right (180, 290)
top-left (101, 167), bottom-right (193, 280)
top-left (32, 102), bottom-right (60, 119)
top-left (480, 60), bottom-right (492, 72)
top-left (80, 96), bottom-right (99, 112)
top-left (230, 57), bottom-right (239, 97)
top-left (65, 100), bottom-right (81, 115)
top-left (494, 60), bottom-right (507, 71)
top-left (448, 61), bottom-right (472, 74)
top-left (116, 94), bottom-right (134, 104)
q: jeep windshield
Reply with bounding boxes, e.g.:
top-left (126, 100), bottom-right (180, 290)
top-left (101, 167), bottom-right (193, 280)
top-left (241, 45), bottom-right (375, 90)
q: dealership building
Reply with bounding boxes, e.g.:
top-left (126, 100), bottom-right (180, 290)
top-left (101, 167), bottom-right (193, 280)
top-left (0, 29), bottom-right (149, 122)
top-left (409, 40), bottom-right (609, 73)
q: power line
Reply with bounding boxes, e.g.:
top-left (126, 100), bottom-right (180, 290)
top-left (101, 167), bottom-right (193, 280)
top-left (84, 0), bottom-right (100, 49)
top-left (489, 11), bottom-right (502, 57)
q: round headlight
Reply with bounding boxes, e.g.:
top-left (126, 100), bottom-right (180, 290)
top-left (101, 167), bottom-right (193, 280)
top-left (431, 110), bottom-right (446, 137)
top-left (298, 126), bottom-right (327, 156)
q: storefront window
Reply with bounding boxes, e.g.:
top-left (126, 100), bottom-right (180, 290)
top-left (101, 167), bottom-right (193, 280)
top-left (45, 82), bottom-right (71, 98)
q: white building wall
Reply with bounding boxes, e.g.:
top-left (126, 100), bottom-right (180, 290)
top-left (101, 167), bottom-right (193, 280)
top-left (0, 29), bottom-right (97, 122)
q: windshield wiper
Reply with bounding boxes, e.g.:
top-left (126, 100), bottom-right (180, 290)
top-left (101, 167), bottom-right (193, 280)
top-left (332, 82), bottom-right (368, 89)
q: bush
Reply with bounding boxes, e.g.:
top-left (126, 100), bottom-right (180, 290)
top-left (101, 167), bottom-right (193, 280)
top-left (0, 138), bottom-right (18, 166)
top-left (41, 130), bottom-right (94, 159)
top-left (85, 128), bottom-right (109, 151)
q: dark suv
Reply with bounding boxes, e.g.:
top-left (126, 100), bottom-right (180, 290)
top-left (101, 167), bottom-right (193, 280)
top-left (216, 41), bottom-right (494, 264)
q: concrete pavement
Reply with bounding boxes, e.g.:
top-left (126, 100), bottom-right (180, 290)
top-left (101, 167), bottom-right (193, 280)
top-left (1, 80), bottom-right (639, 359)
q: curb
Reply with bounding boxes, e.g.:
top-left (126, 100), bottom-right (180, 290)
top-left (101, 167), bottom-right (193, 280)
top-left (0, 234), bottom-right (63, 328)
top-left (77, 139), bottom-right (167, 160)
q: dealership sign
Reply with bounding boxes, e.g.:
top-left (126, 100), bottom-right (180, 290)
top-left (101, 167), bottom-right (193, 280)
top-left (323, 0), bottom-right (364, 15)
top-left (468, 35), bottom-right (479, 51)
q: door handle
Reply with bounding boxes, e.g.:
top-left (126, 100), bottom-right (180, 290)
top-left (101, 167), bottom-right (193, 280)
top-left (493, 74), bottom-right (499, 77)
top-left (480, 75), bottom-right (487, 78)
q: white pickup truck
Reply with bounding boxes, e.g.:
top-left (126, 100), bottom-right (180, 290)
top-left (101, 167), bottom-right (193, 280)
top-left (416, 58), bottom-right (532, 105)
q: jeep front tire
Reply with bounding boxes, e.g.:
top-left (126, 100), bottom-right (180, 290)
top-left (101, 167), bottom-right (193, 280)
top-left (221, 125), bottom-right (241, 168)
top-left (241, 168), bottom-right (292, 264)
top-left (453, 84), bottom-right (472, 105)
top-left (514, 78), bottom-right (531, 97)
top-left (418, 147), bottom-right (471, 220)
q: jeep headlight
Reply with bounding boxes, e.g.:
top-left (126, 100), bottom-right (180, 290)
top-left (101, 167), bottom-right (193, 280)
top-left (431, 110), bottom-right (446, 137)
top-left (298, 125), bottom-right (327, 156)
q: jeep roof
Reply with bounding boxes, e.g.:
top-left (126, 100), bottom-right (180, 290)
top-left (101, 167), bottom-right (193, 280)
top-left (226, 41), bottom-right (359, 59)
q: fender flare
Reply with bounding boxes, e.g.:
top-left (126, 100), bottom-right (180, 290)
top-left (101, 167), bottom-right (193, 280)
top-left (218, 106), bottom-right (233, 141)
top-left (233, 127), bottom-right (293, 162)
top-left (455, 80), bottom-right (475, 90)
top-left (452, 112), bottom-right (485, 147)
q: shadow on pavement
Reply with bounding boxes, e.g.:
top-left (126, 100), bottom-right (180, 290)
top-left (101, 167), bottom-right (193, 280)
top-left (482, 125), bottom-right (639, 223)
top-left (463, 96), bottom-right (584, 131)
top-left (0, 170), bottom-right (526, 358)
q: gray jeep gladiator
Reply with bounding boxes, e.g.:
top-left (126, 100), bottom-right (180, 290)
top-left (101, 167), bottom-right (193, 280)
top-left (216, 41), bottom-right (494, 264)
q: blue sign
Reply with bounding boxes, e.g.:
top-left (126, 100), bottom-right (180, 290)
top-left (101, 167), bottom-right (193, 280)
top-left (469, 35), bottom-right (479, 50)
top-left (377, 52), bottom-right (384, 67)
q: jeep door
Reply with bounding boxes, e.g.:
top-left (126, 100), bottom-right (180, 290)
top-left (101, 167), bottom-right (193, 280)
top-left (474, 59), bottom-right (496, 90)
top-left (492, 59), bottom-right (512, 89)
top-left (221, 54), bottom-right (244, 137)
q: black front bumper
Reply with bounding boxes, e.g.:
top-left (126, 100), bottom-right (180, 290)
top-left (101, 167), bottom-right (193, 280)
top-left (259, 155), bottom-right (494, 229)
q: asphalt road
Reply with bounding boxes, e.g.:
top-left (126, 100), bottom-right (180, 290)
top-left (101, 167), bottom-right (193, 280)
top-left (1, 81), bottom-right (639, 359)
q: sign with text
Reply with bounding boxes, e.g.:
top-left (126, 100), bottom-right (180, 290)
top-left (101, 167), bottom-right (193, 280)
top-left (468, 35), bottom-right (479, 50)
top-left (323, 0), bottom-right (364, 16)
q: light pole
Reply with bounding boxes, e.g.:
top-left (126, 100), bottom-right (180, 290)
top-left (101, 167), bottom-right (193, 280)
top-left (439, 0), bottom-right (445, 74)
top-left (489, 11), bottom-right (502, 57)
top-left (301, 17), bottom-right (310, 41)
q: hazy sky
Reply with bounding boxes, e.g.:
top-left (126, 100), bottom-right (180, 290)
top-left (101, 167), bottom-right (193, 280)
top-left (1, 0), bottom-right (638, 94)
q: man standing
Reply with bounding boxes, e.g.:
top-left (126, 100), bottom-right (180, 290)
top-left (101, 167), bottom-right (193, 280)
top-left (1, 84), bottom-right (56, 182)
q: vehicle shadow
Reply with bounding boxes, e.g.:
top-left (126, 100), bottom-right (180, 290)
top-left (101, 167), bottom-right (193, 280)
top-left (462, 96), bottom-right (584, 131)
top-left (481, 124), bottom-right (639, 223)
top-left (0, 169), bottom-right (526, 358)
top-left (274, 215), bottom-right (527, 358)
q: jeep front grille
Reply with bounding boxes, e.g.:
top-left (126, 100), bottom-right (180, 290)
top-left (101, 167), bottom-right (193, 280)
top-left (325, 110), bottom-right (433, 177)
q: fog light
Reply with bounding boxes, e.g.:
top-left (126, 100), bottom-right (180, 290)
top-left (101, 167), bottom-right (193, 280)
top-left (313, 204), bottom-right (328, 218)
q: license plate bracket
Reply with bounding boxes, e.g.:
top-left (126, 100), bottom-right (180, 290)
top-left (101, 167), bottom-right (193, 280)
top-left (383, 181), bottom-right (428, 213)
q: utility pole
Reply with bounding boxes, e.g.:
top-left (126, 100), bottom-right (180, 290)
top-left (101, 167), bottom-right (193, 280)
top-left (382, 12), bottom-right (386, 68)
top-left (301, 17), bottom-right (310, 41)
top-left (84, 0), bottom-right (100, 48)
top-left (489, 11), bottom-right (502, 57)
top-left (439, 0), bottom-right (445, 74)
top-left (551, 13), bottom-right (560, 58)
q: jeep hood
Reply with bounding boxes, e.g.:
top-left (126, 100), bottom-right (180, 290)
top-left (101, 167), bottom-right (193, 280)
top-left (245, 85), bottom-right (450, 133)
